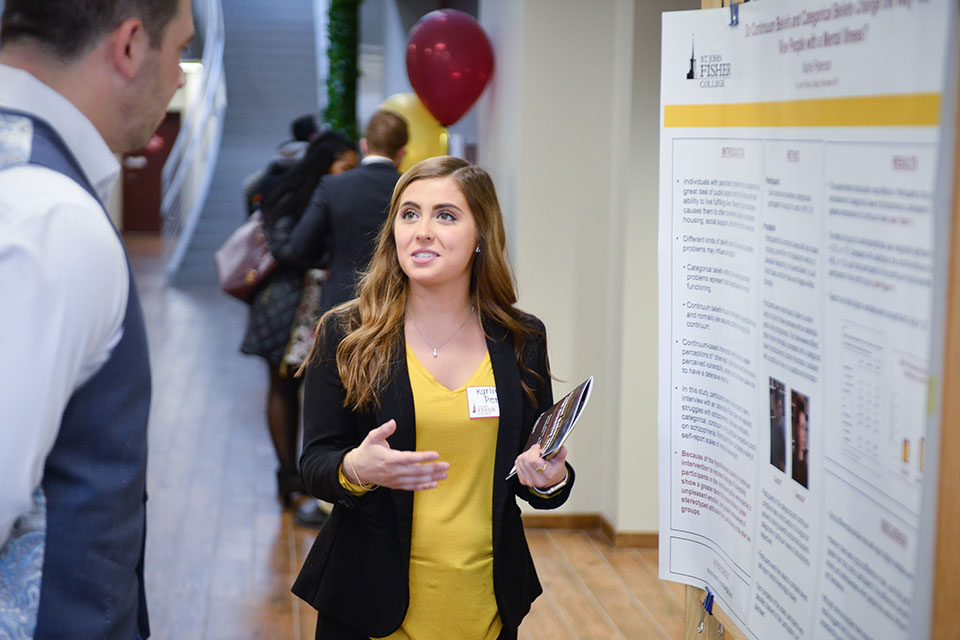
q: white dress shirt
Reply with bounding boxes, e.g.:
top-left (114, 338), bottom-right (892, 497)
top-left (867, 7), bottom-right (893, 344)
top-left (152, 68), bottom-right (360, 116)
top-left (0, 64), bottom-right (128, 545)
top-left (361, 154), bottom-right (395, 166)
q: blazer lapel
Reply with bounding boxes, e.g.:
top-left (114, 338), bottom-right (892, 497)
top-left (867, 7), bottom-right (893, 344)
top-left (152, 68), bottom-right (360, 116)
top-left (377, 341), bottom-right (416, 565)
top-left (486, 320), bottom-right (522, 553)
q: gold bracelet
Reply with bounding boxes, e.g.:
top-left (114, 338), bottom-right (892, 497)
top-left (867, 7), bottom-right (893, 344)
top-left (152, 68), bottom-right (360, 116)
top-left (348, 452), bottom-right (372, 491)
top-left (530, 470), bottom-right (569, 497)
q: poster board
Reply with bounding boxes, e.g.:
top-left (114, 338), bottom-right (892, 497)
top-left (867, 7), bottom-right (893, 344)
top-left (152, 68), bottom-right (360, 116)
top-left (658, 1), bottom-right (958, 638)
top-left (931, 63), bottom-right (960, 635)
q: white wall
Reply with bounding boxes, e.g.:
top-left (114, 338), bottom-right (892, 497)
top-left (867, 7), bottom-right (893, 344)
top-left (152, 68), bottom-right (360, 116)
top-left (478, 0), bottom-right (624, 520)
top-left (478, 0), bottom-right (698, 532)
top-left (617, 0), bottom-right (701, 532)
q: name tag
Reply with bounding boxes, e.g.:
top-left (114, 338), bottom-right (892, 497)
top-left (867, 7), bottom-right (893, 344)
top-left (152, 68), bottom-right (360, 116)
top-left (467, 386), bottom-right (500, 419)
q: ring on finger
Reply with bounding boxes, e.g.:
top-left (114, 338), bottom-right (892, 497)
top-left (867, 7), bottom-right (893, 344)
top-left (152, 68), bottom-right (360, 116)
top-left (536, 466), bottom-right (544, 473)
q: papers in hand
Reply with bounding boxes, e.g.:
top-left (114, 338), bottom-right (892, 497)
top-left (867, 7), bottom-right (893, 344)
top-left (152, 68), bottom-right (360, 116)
top-left (506, 376), bottom-right (593, 480)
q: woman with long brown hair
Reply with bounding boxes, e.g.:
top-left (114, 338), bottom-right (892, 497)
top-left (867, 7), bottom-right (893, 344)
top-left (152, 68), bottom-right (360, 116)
top-left (293, 156), bottom-right (575, 639)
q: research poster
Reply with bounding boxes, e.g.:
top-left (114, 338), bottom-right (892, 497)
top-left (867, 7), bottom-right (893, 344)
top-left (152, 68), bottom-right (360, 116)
top-left (657, 1), bottom-right (956, 639)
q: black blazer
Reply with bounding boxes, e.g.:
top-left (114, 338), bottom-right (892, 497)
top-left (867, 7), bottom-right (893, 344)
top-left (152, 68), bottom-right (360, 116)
top-left (293, 312), bottom-right (575, 638)
top-left (289, 162), bottom-right (400, 314)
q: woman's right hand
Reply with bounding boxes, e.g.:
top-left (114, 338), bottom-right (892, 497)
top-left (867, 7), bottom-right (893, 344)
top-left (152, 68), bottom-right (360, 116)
top-left (344, 419), bottom-right (449, 491)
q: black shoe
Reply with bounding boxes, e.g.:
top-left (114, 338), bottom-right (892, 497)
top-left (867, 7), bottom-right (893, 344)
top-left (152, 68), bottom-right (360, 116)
top-left (295, 501), bottom-right (329, 529)
top-left (277, 468), bottom-right (305, 507)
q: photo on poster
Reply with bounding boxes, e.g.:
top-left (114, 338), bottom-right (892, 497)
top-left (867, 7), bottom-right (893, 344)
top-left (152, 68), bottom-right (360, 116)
top-left (791, 390), bottom-right (810, 489)
top-left (769, 377), bottom-right (786, 473)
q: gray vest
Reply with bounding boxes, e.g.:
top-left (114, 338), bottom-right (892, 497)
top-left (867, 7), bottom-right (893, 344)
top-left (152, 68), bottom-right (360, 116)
top-left (0, 110), bottom-right (152, 639)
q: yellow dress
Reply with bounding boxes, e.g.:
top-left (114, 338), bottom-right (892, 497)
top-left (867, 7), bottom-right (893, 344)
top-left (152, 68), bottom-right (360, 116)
top-left (368, 344), bottom-right (503, 640)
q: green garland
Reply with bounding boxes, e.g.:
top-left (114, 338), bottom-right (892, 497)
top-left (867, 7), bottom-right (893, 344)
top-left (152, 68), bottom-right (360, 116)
top-left (325, 0), bottom-right (361, 140)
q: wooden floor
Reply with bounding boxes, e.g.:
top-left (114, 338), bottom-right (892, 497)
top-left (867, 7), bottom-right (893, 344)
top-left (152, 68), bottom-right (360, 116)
top-left (129, 236), bottom-right (685, 639)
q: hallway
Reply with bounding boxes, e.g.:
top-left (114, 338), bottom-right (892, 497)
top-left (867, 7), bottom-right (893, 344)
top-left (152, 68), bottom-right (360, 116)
top-left (172, 0), bottom-right (320, 284)
top-left (132, 236), bottom-right (317, 638)
top-left (130, 236), bottom-right (684, 639)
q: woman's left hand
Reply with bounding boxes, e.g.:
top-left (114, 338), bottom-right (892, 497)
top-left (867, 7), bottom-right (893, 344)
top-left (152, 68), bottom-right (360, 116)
top-left (514, 444), bottom-right (567, 490)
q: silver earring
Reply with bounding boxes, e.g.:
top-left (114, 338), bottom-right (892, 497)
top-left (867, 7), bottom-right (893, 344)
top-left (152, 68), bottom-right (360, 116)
top-left (475, 246), bottom-right (481, 254)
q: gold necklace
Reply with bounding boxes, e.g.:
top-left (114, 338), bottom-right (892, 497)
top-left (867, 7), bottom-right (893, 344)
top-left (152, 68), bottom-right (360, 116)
top-left (410, 306), bottom-right (475, 358)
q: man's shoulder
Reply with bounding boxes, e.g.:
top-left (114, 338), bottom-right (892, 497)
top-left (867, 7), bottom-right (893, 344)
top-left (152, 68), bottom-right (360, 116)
top-left (0, 164), bottom-right (103, 221)
top-left (0, 165), bottom-right (119, 266)
top-left (0, 163), bottom-right (126, 318)
top-left (329, 163), bottom-right (399, 187)
top-left (320, 165), bottom-right (399, 210)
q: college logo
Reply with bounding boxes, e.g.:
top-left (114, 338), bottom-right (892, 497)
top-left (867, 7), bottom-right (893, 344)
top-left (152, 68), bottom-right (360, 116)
top-left (686, 36), bottom-right (732, 88)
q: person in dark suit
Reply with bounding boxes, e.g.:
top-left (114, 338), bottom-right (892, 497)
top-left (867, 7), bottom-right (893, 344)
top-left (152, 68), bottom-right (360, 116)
top-left (294, 156), bottom-right (575, 640)
top-left (290, 109), bottom-right (409, 315)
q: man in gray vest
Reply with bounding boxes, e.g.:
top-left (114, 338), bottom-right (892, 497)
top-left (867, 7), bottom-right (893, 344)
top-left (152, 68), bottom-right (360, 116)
top-left (0, 1), bottom-right (194, 637)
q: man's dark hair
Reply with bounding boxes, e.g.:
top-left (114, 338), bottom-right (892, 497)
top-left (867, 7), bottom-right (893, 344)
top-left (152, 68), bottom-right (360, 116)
top-left (364, 110), bottom-right (408, 159)
top-left (0, 0), bottom-right (180, 60)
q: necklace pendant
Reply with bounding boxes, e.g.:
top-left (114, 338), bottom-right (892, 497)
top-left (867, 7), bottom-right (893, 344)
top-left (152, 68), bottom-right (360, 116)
top-left (432, 348), bottom-right (438, 358)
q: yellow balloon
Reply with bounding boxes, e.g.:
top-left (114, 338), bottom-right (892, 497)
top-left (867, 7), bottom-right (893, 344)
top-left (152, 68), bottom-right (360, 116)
top-left (379, 93), bottom-right (448, 173)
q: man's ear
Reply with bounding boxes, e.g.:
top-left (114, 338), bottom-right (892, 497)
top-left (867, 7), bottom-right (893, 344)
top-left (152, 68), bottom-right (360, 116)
top-left (359, 138), bottom-right (369, 156)
top-left (394, 146), bottom-right (407, 165)
top-left (110, 17), bottom-right (150, 80)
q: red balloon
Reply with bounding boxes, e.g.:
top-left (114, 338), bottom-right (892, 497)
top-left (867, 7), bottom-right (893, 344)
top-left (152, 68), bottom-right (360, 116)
top-left (406, 10), bottom-right (494, 126)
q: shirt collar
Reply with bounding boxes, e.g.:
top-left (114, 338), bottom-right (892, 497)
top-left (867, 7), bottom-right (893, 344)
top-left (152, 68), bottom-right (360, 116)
top-left (0, 64), bottom-right (120, 202)
top-left (362, 154), bottom-right (395, 166)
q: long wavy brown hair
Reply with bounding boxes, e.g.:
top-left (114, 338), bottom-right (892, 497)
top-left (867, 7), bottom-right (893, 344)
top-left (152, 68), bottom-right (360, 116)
top-left (300, 156), bottom-right (547, 411)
